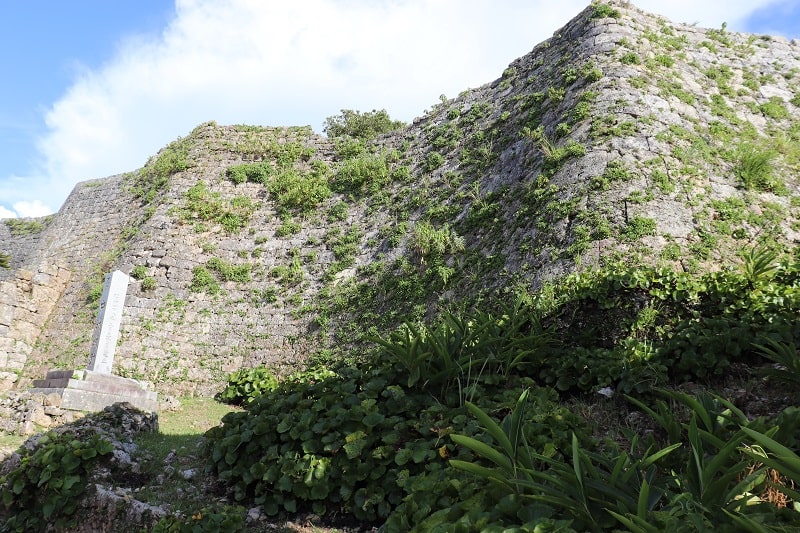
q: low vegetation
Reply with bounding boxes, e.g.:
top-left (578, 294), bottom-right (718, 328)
top-left (201, 245), bottom-right (800, 530)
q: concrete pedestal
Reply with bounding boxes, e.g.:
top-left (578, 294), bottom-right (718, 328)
top-left (31, 369), bottom-right (158, 412)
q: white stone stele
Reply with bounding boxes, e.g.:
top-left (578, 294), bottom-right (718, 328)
top-left (87, 270), bottom-right (129, 375)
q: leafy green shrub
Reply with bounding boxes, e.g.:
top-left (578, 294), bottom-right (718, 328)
top-left (207, 364), bottom-right (582, 524)
top-left (205, 257), bottom-right (251, 283)
top-left (323, 109), bottom-right (405, 141)
top-left (0, 253), bottom-right (9, 269)
top-left (268, 168), bottom-right (331, 213)
top-left (591, 159), bottom-right (631, 190)
top-left (537, 247), bottom-right (800, 388)
top-left (424, 151), bottom-right (446, 171)
top-left (0, 432), bottom-right (113, 531)
top-left (590, 3), bottom-right (620, 19)
top-left (331, 152), bottom-right (390, 196)
top-left (326, 201), bottom-right (349, 222)
top-left (226, 162), bottom-right (273, 185)
top-left (226, 160), bottom-right (331, 215)
top-left (216, 367), bottom-right (280, 405)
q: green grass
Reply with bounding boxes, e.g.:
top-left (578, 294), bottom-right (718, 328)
top-left (159, 396), bottom-right (237, 434)
top-left (0, 432), bottom-right (26, 452)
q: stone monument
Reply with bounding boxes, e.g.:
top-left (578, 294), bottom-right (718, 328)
top-left (88, 270), bottom-right (129, 374)
top-left (30, 270), bottom-right (158, 412)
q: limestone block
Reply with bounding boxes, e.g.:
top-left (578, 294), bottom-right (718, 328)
top-left (32, 272), bottom-right (52, 285)
top-left (0, 284), bottom-right (16, 305)
top-left (10, 320), bottom-right (38, 344)
top-left (27, 407), bottom-right (53, 428)
top-left (0, 304), bottom-right (13, 327)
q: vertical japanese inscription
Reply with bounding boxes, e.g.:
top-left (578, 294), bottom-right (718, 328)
top-left (88, 270), bottom-right (129, 374)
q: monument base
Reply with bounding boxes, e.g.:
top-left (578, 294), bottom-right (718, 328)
top-left (31, 369), bottom-right (158, 413)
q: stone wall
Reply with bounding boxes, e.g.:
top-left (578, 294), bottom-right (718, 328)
top-left (7, 124), bottom-right (365, 396)
top-left (0, 264), bottom-right (71, 390)
top-left (2, 0), bottom-right (799, 398)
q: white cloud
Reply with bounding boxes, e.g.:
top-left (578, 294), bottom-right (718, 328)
top-left (13, 200), bottom-right (53, 218)
top-left (0, 206), bottom-right (16, 219)
top-left (3, 0), bottom-right (780, 215)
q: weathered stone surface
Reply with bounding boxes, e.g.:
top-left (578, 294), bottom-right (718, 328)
top-left (0, 0), bottom-right (798, 398)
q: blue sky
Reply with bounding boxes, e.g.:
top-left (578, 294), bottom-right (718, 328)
top-left (0, 0), bottom-right (798, 218)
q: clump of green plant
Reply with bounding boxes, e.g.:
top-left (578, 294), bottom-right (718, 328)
top-left (437, 387), bottom-right (800, 531)
top-left (424, 151), bottom-right (446, 171)
top-left (177, 182), bottom-right (257, 233)
top-left (205, 257), bottom-right (251, 283)
top-left (590, 3), bottom-right (620, 19)
top-left (591, 159), bottom-right (631, 190)
top-left (227, 159), bottom-right (331, 214)
top-left (759, 96), bottom-right (790, 120)
top-left (189, 266), bottom-right (220, 294)
top-left (270, 249), bottom-right (304, 287)
top-left (621, 216), bottom-right (657, 241)
top-left (331, 151), bottom-right (391, 196)
top-left (216, 367), bottom-right (280, 405)
top-left (140, 276), bottom-right (157, 291)
top-left (0, 431), bottom-right (114, 531)
top-left (131, 137), bottom-right (192, 203)
top-left (323, 109), bottom-right (405, 141)
top-left (540, 138), bottom-right (586, 176)
top-left (4, 215), bottom-right (54, 236)
top-left (130, 265), bottom-right (157, 291)
top-left (411, 221), bottom-right (465, 262)
top-left (322, 227), bottom-right (363, 279)
top-left (733, 143), bottom-right (782, 193)
top-left (268, 167), bottom-right (331, 213)
top-left (0, 252), bottom-right (10, 269)
top-left (130, 265), bottom-right (148, 280)
top-left (226, 162), bottom-right (273, 185)
top-left (275, 216), bottom-right (302, 237)
top-left (207, 361), bottom-right (582, 524)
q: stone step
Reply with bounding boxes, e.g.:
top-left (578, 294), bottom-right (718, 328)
top-left (37, 370), bottom-right (152, 392)
top-left (44, 369), bottom-right (76, 380)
